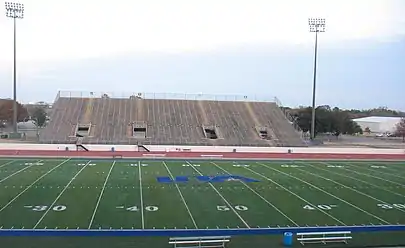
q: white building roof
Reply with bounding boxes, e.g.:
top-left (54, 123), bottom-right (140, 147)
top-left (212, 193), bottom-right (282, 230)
top-left (352, 116), bottom-right (403, 123)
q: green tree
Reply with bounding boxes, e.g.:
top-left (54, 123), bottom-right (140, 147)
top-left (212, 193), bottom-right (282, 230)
top-left (395, 118), bottom-right (405, 142)
top-left (32, 107), bottom-right (47, 127)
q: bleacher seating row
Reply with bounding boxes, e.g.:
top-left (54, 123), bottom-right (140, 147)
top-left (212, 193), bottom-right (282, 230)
top-left (40, 96), bottom-right (305, 147)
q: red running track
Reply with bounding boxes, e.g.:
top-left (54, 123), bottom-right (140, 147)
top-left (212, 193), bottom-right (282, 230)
top-left (0, 149), bottom-right (404, 160)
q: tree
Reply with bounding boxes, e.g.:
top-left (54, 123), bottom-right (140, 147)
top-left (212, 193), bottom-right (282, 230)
top-left (395, 118), bottom-right (405, 142)
top-left (32, 107), bottom-right (47, 127)
top-left (0, 99), bottom-right (28, 123)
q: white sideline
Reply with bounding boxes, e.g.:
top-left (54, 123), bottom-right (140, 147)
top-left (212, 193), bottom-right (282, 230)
top-left (33, 160), bottom-right (92, 229)
top-left (186, 161), bottom-right (250, 228)
top-left (0, 158), bottom-right (71, 212)
top-left (162, 161), bottom-right (198, 229)
top-left (0, 160), bottom-right (43, 184)
top-left (88, 161), bottom-right (116, 229)
top-left (244, 166), bottom-right (346, 225)
top-left (211, 162), bottom-right (299, 227)
top-left (258, 162), bottom-right (391, 225)
top-left (138, 161), bottom-right (145, 229)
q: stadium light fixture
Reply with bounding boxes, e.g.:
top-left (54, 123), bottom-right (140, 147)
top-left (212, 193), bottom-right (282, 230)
top-left (308, 18), bottom-right (326, 140)
top-left (5, 1), bottom-right (24, 134)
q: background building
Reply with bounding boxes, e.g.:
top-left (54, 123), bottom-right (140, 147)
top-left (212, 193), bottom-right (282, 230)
top-left (352, 116), bottom-right (402, 134)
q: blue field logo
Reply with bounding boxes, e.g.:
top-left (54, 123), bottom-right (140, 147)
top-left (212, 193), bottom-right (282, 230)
top-left (156, 175), bottom-right (260, 183)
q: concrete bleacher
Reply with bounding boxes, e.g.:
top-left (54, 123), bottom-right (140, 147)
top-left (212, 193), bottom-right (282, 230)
top-left (40, 93), bottom-right (306, 147)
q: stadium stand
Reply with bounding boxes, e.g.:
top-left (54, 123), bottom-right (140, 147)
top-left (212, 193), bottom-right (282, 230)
top-left (40, 92), bottom-right (306, 147)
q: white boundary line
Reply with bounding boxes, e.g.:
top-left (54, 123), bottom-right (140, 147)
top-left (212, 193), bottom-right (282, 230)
top-left (88, 161), bottom-right (116, 229)
top-left (162, 161), bottom-right (198, 229)
top-left (0, 160), bottom-right (43, 184)
top-left (243, 165), bottom-right (346, 225)
top-left (258, 162), bottom-right (391, 224)
top-left (211, 162), bottom-right (299, 227)
top-left (33, 160), bottom-right (92, 229)
top-left (0, 158), bottom-right (71, 212)
top-left (186, 161), bottom-right (250, 228)
top-left (138, 160), bottom-right (145, 229)
top-left (316, 162), bottom-right (405, 198)
top-left (0, 160), bottom-right (17, 169)
top-left (296, 163), bottom-right (405, 214)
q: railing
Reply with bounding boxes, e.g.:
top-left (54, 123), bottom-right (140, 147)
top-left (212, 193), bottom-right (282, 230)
top-left (57, 91), bottom-right (279, 103)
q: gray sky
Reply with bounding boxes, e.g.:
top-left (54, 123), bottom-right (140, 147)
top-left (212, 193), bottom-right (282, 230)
top-left (0, 0), bottom-right (404, 109)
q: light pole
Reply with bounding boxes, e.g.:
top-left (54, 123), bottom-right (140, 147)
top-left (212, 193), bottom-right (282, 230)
top-left (5, 2), bottom-right (24, 134)
top-left (308, 18), bottom-right (325, 140)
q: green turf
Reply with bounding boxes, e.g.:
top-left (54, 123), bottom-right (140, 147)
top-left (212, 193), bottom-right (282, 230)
top-left (0, 158), bottom-right (404, 247)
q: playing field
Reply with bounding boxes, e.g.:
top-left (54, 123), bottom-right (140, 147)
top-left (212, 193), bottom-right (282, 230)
top-left (0, 158), bottom-right (404, 230)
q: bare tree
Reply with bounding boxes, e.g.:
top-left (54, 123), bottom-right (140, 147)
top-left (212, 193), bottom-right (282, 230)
top-left (395, 118), bottom-right (405, 142)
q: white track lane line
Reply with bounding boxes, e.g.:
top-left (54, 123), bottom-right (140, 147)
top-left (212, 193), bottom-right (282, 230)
top-left (187, 161), bottom-right (250, 228)
top-left (88, 161), bottom-right (116, 229)
top-left (211, 162), bottom-right (299, 227)
top-left (258, 162), bottom-right (391, 225)
top-left (33, 160), bottom-right (92, 229)
top-left (0, 158), bottom-right (71, 212)
top-left (162, 161), bottom-right (198, 229)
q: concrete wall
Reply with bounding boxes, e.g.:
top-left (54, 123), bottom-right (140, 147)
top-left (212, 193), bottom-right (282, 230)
top-left (0, 143), bottom-right (404, 154)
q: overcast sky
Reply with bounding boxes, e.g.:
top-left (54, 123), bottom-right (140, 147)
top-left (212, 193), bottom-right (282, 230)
top-left (0, 0), bottom-right (404, 110)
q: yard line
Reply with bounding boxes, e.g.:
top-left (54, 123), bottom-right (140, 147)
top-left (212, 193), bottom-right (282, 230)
top-left (244, 166), bottom-right (346, 225)
top-left (211, 162), bottom-right (299, 227)
top-left (0, 158), bottom-right (71, 212)
top-left (162, 161), bottom-right (198, 229)
top-left (138, 161), bottom-right (145, 229)
top-left (296, 164), bottom-right (405, 214)
top-left (88, 161), bottom-right (116, 229)
top-left (33, 160), bottom-right (92, 229)
top-left (348, 163), bottom-right (405, 181)
top-left (0, 160), bottom-right (43, 184)
top-left (186, 161), bottom-right (250, 228)
top-left (314, 163), bottom-right (405, 198)
top-left (0, 160), bottom-right (17, 169)
top-left (258, 162), bottom-right (391, 224)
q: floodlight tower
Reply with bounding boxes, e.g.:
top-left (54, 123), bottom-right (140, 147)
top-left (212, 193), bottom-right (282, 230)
top-left (308, 18), bottom-right (325, 140)
top-left (5, 1), bottom-right (24, 133)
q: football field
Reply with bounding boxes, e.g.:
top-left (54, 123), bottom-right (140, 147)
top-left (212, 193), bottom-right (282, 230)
top-left (0, 157), bottom-right (404, 230)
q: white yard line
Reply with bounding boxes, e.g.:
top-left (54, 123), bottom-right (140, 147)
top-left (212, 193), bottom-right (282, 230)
top-left (296, 164), bottom-right (405, 214)
top-left (243, 165), bottom-right (346, 226)
top-left (211, 162), bottom-right (299, 227)
top-left (162, 161), bottom-right (198, 229)
top-left (88, 161), bottom-right (116, 229)
top-left (138, 161), bottom-right (145, 229)
top-left (314, 163), bottom-right (405, 198)
top-left (0, 160), bottom-right (43, 184)
top-left (33, 160), bottom-right (92, 229)
top-left (258, 162), bottom-right (391, 225)
top-left (0, 160), bottom-right (17, 169)
top-left (0, 158), bottom-right (71, 212)
top-left (186, 161), bottom-right (250, 228)
top-left (348, 163), bottom-right (405, 182)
